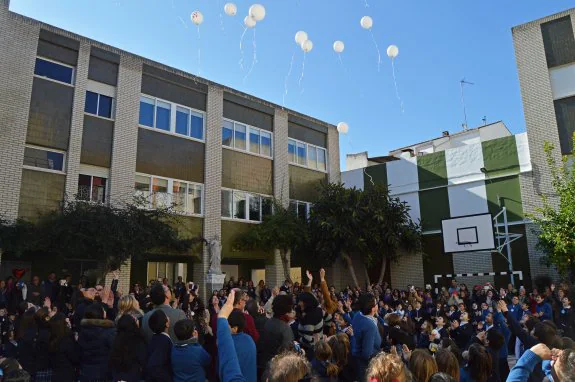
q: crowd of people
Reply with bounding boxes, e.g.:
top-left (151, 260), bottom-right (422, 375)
top-left (0, 268), bottom-right (573, 382)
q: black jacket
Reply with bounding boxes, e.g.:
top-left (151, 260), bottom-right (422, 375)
top-left (17, 328), bottom-right (37, 375)
top-left (257, 317), bottom-right (294, 371)
top-left (388, 325), bottom-right (415, 350)
top-left (35, 326), bottom-right (51, 371)
top-left (49, 335), bottom-right (80, 382)
top-left (451, 322), bottom-right (474, 350)
top-left (146, 333), bottom-right (172, 382)
top-left (78, 318), bottom-right (116, 382)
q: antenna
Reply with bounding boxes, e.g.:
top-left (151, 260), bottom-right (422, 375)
top-left (460, 78), bottom-right (474, 130)
top-left (482, 116), bottom-right (487, 126)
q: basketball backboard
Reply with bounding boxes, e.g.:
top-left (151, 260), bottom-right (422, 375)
top-left (441, 213), bottom-right (495, 254)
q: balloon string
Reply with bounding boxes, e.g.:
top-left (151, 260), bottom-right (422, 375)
top-left (197, 25), bottom-right (201, 40)
top-left (197, 26), bottom-right (201, 76)
top-left (391, 59), bottom-right (404, 113)
top-left (369, 29), bottom-right (381, 72)
top-left (178, 16), bottom-right (188, 29)
top-left (243, 28), bottom-right (258, 83)
top-left (218, 0), bottom-right (225, 32)
top-left (298, 52), bottom-right (307, 90)
top-left (363, 0), bottom-right (370, 7)
top-left (283, 50), bottom-right (296, 107)
top-left (239, 27), bottom-right (248, 71)
top-left (337, 53), bottom-right (346, 73)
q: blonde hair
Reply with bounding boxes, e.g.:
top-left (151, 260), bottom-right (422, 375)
top-left (265, 352), bottom-right (311, 382)
top-left (409, 349), bottom-right (439, 382)
top-left (366, 352), bottom-right (408, 382)
top-left (117, 295), bottom-right (143, 320)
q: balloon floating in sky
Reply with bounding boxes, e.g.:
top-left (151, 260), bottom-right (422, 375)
top-left (295, 31), bottom-right (308, 46)
top-left (249, 4), bottom-right (266, 22)
top-left (337, 122), bottom-right (349, 134)
top-left (224, 3), bottom-right (237, 16)
top-left (387, 45), bottom-right (399, 59)
top-left (301, 40), bottom-right (313, 53)
top-left (244, 15), bottom-right (257, 28)
top-left (333, 41), bottom-right (345, 53)
top-left (360, 16), bottom-right (373, 30)
top-left (191, 11), bottom-right (204, 26)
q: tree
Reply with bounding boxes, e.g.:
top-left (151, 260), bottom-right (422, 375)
top-left (235, 200), bottom-right (308, 282)
top-left (33, 197), bottom-right (201, 273)
top-left (0, 216), bottom-right (37, 257)
top-left (530, 138), bottom-right (575, 280)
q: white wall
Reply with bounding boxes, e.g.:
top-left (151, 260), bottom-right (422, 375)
top-left (550, 63), bottom-right (575, 100)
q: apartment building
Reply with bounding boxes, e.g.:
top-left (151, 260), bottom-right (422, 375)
top-left (0, 0), bottom-right (340, 294)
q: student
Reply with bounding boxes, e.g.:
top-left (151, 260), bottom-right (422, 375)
top-left (311, 340), bottom-right (339, 380)
top-left (534, 295), bottom-right (553, 321)
top-left (171, 319), bottom-right (211, 382)
top-left (228, 310), bottom-right (257, 382)
top-left (146, 310), bottom-right (172, 382)
top-left (109, 315), bottom-right (147, 382)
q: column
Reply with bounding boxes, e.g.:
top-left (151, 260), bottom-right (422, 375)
top-left (64, 42), bottom-right (90, 198)
top-left (194, 85), bottom-right (223, 300)
top-left (327, 124), bottom-right (341, 184)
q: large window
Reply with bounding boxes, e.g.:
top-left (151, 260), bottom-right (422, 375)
top-left (23, 146), bottom-right (65, 172)
top-left (139, 95), bottom-right (205, 140)
top-left (78, 174), bottom-right (107, 203)
top-left (135, 174), bottom-right (203, 215)
top-left (288, 138), bottom-right (327, 172)
top-left (554, 95), bottom-right (575, 155)
top-left (222, 119), bottom-right (273, 158)
top-left (85, 91), bottom-right (114, 119)
top-left (290, 200), bottom-right (312, 220)
top-left (541, 16), bottom-right (575, 68)
top-left (34, 57), bottom-right (74, 85)
top-left (147, 262), bottom-right (187, 283)
top-left (221, 189), bottom-right (272, 222)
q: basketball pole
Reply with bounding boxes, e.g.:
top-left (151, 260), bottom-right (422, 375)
top-left (501, 207), bottom-right (515, 287)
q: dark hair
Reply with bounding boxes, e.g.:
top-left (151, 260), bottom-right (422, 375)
top-left (435, 349), bottom-right (460, 381)
top-left (245, 299), bottom-right (259, 317)
top-left (233, 289), bottom-right (247, 306)
top-left (525, 316), bottom-right (540, 332)
top-left (359, 294), bottom-right (376, 315)
top-left (16, 309), bottom-right (37, 340)
top-left (272, 295), bottom-right (293, 317)
top-left (486, 330), bottom-right (505, 351)
top-left (314, 340), bottom-right (339, 377)
top-left (174, 319), bottom-right (195, 341)
top-left (467, 344), bottom-right (492, 382)
top-left (328, 334), bottom-right (350, 369)
top-left (34, 307), bottom-right (51, 328)
top-left (17, 302), bottom-right (28, 316)
top-left (109, 315), bottom-right (146, 373)
top-left (430, 372), bottom-right (457, 382)
top-left (48, 313), bottom-right (71, 352)
top-left (228, 309), bottom-right (246, 332)
top-left (533, 322), bottom-right (559, 347)
top-left (409, 349), bottom-right (438, 382)
top-left (150, 284), bottom-right (166, 306)
top-left (562, 337), bottom-right (575, 350)
top-left (148, 309), bottom-right (168, 334)
top-left (84, 303), bottom-right (105, 320)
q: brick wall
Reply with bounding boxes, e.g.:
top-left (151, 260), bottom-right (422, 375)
top-left (452, 252), bottom-right (494, 287)
top-left (64, 42), bottom-right (90, 198)
top-left (194, 85), bottom-right (223, 300)
top-left (0, 9), bottom-right (39, 220)
top-left (390, 251), bottom-right (426, 289)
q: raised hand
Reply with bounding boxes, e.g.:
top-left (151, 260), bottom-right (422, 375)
top-left (319, 268), bottom-right (326, 282)
top-left (218, 289), bottom-right (236, 319)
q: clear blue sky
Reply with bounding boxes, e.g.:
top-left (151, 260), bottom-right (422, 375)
top-left (10, 0), bottom-right (572, 169)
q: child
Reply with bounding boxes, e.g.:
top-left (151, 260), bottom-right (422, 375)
top-left (2, 330), bottom-right (18, 358)
top-left (311, 340), bottom-right (339, 379)
top-left (227, 310), bottom-right (257, 382)
top-left (171, 319), bottom-right (211, 382)
top-left (146, 310), bottom-right (172, 382)
top-left (395, 303), bottom-right (405, 319)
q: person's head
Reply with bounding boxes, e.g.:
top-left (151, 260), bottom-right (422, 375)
top-left (359, 294), bottom-right (377, 316)
top-left (313, 340), bottom-right (339, 377)
top-left (245, 299), bottom-right (259, 318)
top-left (328, 334), bottom-right (350, 368)
top-left (533, 321), bottom-right (559, 346)
top-left (409, 349), bottom-right (438, 382)
top-left (536, 295), bottom-right (544, 304)
top-left (333, 312), bottom-right (348, 328)
top-left (386, 313), bottom-right (401, 327)
top-left (366, 353), bottom-right (409, 382)
top-left (415, 300), bottom-right (421, 309)
top-left (396, 303), bottom-right (403, 311)
top-left (84, 303), bottom-right (106, 320)
top-left (481, 302), bottom-right (488, 310)
top-left (48, 272), bottom-right (56, 281)
top-left (554, 348), bottom-right (575, 381)
top-left (272, 295), bottom-right (294, 318)
top-left (510, 296), bottom-right (519, 305)
top-left (148, 309), bottom-right (169, 335)
top-left (429, 372), bottom-right (457, 382)
top-left (174, 319), bottom-right (197, 341)
top-left (562, 337), bottom-right (575, 350)
top-left (562, 296), bottom-right (571, 308)
top-left (118, 295), bottom-right (141, 315)
top-left (150, 284), bottom-right (168, 306)
top-left (460, 312), bottom-right (469, 322)
top-left (264, 352), bottom-right (311, 382)
top-left (486, 329), bottom-right (505, 351)
top-left (467, 344), bottom-right (492, 382)
top-left (31, 276), bottom-right (40, 286)
top-left (297, 292), bottom-right (318, 312)
top-left (228, 309), bottom-right (246, 334)
top-left (485, 312), bottom-right (494, 325)
top-left (451, 279), bottom-right (457, 287)
top-left (211, 295), bottom-right (219, 306)
top-left (435, 316), bottom-right (445, 328)
top-left (435, 349), bottom-right (460, 381)
top-left (233, 289), bottom-right (248, 311)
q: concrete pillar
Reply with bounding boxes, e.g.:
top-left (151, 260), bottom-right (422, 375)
top-left (194, 85), bottom-right (224, 301)
top-left (109, 55), bottom-right (142, 204)
top-left (327, 125), bottom-right (340, 184)
top-left (64, 42), bottom-right (90, 199)
top-left (0, 11), bottom-right (39, 219)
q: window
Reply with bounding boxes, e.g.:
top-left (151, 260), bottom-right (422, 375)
top-left (222, 189), bottom-right (271, 222)
top-left (139, 95), bottom-right (205, 140)
top-left (78, 174), bottom-right (107, 203)
top-left (34, 57), bottom-right (74, 85)
top-left (23, 146), bottom-right (65, 172)
top-left (554, 96), bottom-right (575, 154)
top-left (85, 91), bottom-right (114, 119)
top-left (222, 119), bottom-right (273, 158)
top-left (288, 138), bottom-right (328, 172)
top-left (134, 174), bottom-right (203, 215)
top-left (290, 200), bottom-right (312, 220)
top-left (541, 16), bottom-right (575, 68)
top-left (147, 262), bottom-right (187, 283)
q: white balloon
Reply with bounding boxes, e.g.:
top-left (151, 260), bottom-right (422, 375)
top-left (360, 16), bottom-right (373, 30)
top-left (333, 40), bottom-right (345, 53)
top-left (244, 15), bottom-right (257, 28)
top-left (295, 31), bottom-right (308, 46)
top-left (387, 45), bottom-right (399, 59)
top-left (224, 3), bottom-right (237, 16)
top-left (191, 11), bottom-right (204, 26)
top-left (302, 40), bottom-right (313, 53)
top-left (337, 122), bottom-right (349, 134)
top-left (249, 4), bottom-right (266, 22)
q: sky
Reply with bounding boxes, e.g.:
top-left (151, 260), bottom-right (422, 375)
top-left (10, 0), bottom-right (573, 169)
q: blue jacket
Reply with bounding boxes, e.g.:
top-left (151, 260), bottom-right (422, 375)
top-left (507, 350), bottom-right (541, 382)
top-left (508, 304), bottom-right (522, 322)
top-left (536, 302), bottom-right (553, 321)
top-left (217, 317), bottom-right (246, 382)
top-left (351, 314), bottom-right (381, 361)
top-left (171, 339), bottom-right (211, 382)
top-left (232, 333), bottom-right (257, 382)
top-left (492, 311), bottom-right (511, 359)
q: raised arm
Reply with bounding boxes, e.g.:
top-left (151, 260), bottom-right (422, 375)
top-left (217, 290), bottom-right (247, 382)
top-left (319, 269), bottom-right (338, 314)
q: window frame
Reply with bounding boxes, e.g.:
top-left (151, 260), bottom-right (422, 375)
top-left (221, 187), bottom-right (272, 223)
top-left (138, 94), bottom-right (206, 143)
top-left (77, 174), bottom-right (108, 204)
top-left (134, 173), bottom-right (204, 216)
top-left (22, 144), bottom-right (67, 174)
top-left (288, 137), bottom-right (328, 173)
top-left (290, 199), bottom-right (313, 220)
top-left (33, 56), bottom-right (75, 87)
top-left (222, 118), bottom-right (274, 159)
top-left (84, 90), bottom-right (115, 121)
